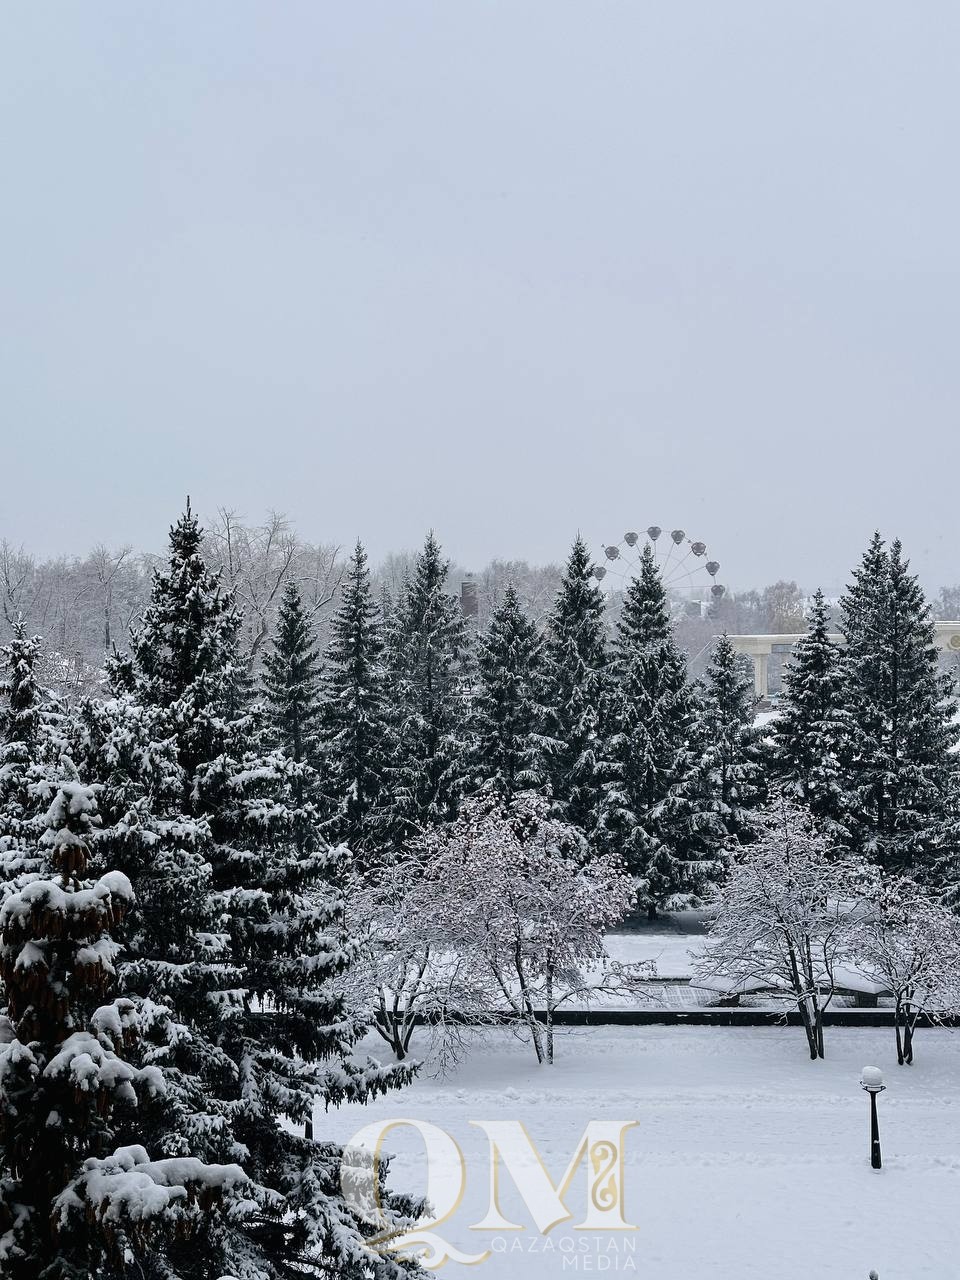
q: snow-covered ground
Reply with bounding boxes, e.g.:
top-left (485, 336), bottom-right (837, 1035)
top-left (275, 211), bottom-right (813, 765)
top-left (604, 928), bottom-right (709, 978)
top-left (323, 1026), bottom-right (960, 1278)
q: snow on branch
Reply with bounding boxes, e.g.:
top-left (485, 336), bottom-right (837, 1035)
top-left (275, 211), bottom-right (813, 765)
top-left (53, 1144), bottom-right (256, 1247)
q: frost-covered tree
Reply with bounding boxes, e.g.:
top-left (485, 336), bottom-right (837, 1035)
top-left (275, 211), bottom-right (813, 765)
top-left (851, 875), bottom-right (960, 1065)
top-left (539, 537), bottom-right (610, 837)
top-left (0, 541), bottom-right (151, 697)
top-left (772, 589), bottom-right (850, 836)
top-left (403, 793), bottom-right (636, 1065)
top-left (695, 797), bottom-right (865, 1060)
top-left (0, 778), bottom-right (252, 1279)
top-left (203, 509), bottom-right (344, 665)
top-left (600, 545), bottom-right (724, 915)
top-left (471, 559), bottom-right (563, 626)
top-left (696, 633), bottom-right (765, 846)
top-left (349, 794), bottom-right (644, 1071)
top-left (347, 865), bottom-right (493, 1071)
top-left (760, 579), bottom-right (807, 634)
top-left (839, 536), bottom-right (960, 877)
top-left (469, 584), bottom-right (545, 798)
top-left (320, 542), bottom-right (392, 858)
top-left (102, 513), bottom-right (255, 1188)
top-left (380, 533), bottom-right (469, 842)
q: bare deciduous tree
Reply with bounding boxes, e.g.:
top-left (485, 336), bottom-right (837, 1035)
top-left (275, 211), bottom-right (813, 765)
top-left (352, 794), bottom-right (644, 1069)
top-left (851, 874), bottom-right (960, 1065)
top-left (0, 542), bottom-right (37, 626)
top-left (695, 797), bottom-right (865, 1060)
top-left (205, 509), bottom-right (344, 661)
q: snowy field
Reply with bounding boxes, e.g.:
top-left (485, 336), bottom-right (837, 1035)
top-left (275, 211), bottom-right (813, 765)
top-left (322, 1026), bottom-right (960, 1279)
top-left (604, 928), bottom-right (708, 978)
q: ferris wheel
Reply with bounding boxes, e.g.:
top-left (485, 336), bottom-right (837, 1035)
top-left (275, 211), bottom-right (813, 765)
top-left (590, 527), bottom-right (726, 603)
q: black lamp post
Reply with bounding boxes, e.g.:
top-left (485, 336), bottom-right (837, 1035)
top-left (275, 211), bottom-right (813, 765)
top-left (860, 1066), bottom-right (885, 1170)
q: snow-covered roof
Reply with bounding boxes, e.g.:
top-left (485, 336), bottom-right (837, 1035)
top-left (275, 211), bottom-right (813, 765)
top-left (689, 972), bottom-right (779, 996)
top-left (830, 965), bottom-right (892, 997)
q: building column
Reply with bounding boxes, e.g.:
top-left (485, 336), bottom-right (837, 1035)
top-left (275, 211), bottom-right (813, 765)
top-left (753, 652), bottom-right (769, 699)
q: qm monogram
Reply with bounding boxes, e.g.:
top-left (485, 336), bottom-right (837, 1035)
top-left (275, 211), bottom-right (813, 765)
top-left (341, 1119), bottom-right (638, 1268)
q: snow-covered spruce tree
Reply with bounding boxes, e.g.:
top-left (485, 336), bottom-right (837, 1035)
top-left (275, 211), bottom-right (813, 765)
top-left (262, 577), bottom-right (332, 863)
top-left (839, 536), bottom-right (960, 878)
top-left (840, 531), bottom-right (888, 652)
top-left (264, 580), bottom-right (323, 780)
top-left (771, 589), bottom-right (850, 838)
top-left (198, 714), bottom-right (420, 1275)
top-left (128, 504), bottom-right (248, 789)
top-left (319, 542), bottom-right (393, 860)
top-left (66, 672), bottom-right (254, 1210)
top-left (599, 545), bottom-right (724, 916)
top-left (539, 537), bottom-right (610, 839)
top-left (81, 508), bottom-right (421, 1279)
top-left (65, 528), bottom-right (273, 1277)
top-left (0, 621), bottom-right (56, 885)
top-left (0, 777), bottom-right (251, 1279)
top-left (469, 584), bottom-right (545, 798)
top-left (696, 633), bottom-right (765, 846)
top-left (379, 533), bottom-right (470, 843)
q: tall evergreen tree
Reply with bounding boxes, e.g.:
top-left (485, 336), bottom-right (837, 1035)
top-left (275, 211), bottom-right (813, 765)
top-left (129, 502), bottom-right (246, 788)
top-left (599, 546), bottom-right (724, 915)
top-left (839, 536), bottom-right (960, 877)
top-left (74, 509), bottom-right (419, 1279)
top-left (539, 537), bottom-right (610, 837)
top-left (264, 581), bottom-right (323, 770)
top-left (68, 660), bottom-right (263, 1268)
top-left (380, 533), bottom-right (469, 842)
top-left (696, 633), bottom-right (765, 845)
top-left (320, 542), bottom-right (392, 858)
top-left (198, 709), bottom-right (416, 1273)
top-left (841, 531), bottom-right (888, 657)
top-left (0, 776), bottom-right (251, 1279)
top-left (263, 579), bottom-right (326, 829)
top-left (0, 621), bottom-right (43, 754)
top-left (68, 518), bottom-right (271, 1277)
top-left (0, 621), bottom-right (52, 882)
top-left (470, 584), bottom-right (545, 798)
top-left (772, 589), bottom-right (850, 836)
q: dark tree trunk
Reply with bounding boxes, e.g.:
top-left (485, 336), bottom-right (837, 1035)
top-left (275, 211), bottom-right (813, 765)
top-left (903, 1014), bottom-right (914, 1065)
top-left (797, 998), bottom-right (818, 1060)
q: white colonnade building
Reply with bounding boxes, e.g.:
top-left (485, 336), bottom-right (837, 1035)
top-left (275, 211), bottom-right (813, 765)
top-left (727, 622), bottom-right (960, 699)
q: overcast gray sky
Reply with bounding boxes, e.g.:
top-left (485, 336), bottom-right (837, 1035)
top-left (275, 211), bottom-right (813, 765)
top-left (2, 3), bottom-right (958, 592)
